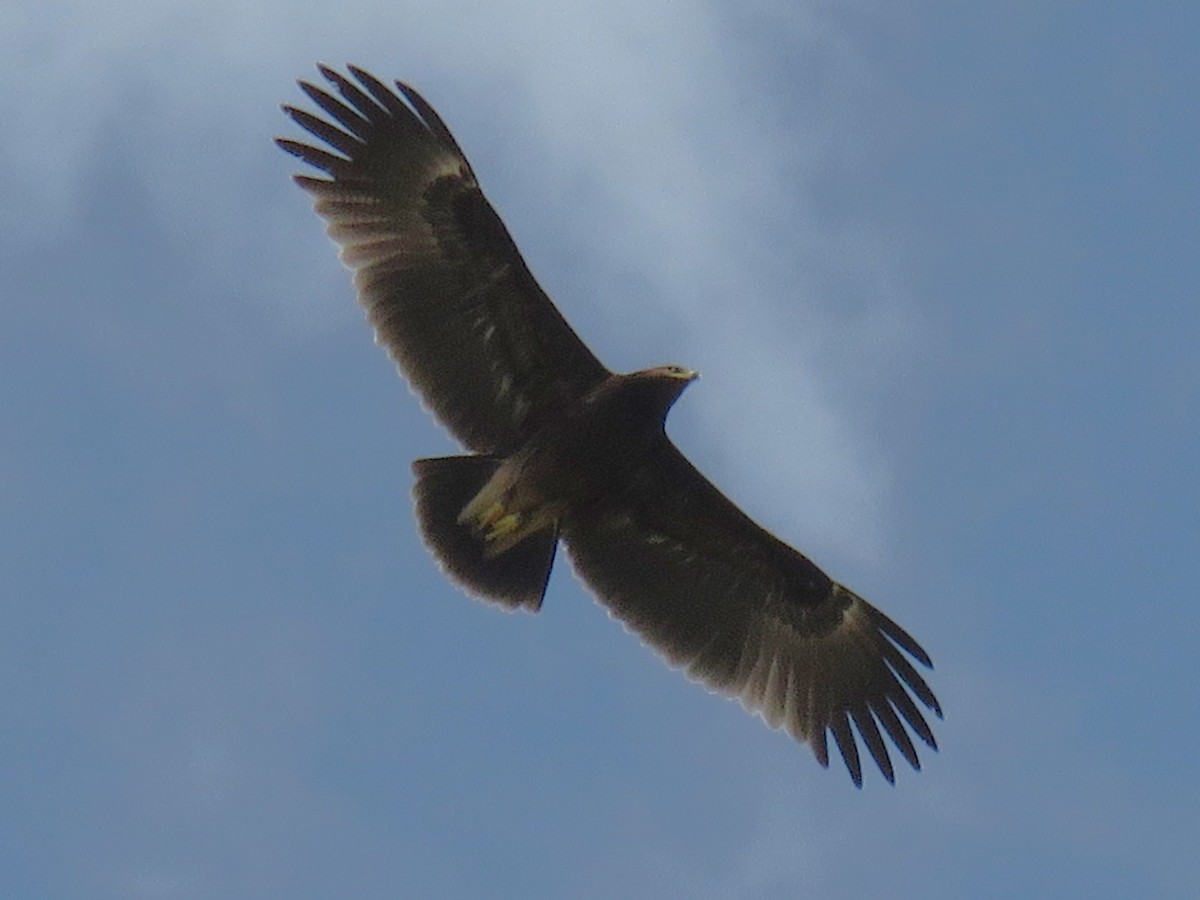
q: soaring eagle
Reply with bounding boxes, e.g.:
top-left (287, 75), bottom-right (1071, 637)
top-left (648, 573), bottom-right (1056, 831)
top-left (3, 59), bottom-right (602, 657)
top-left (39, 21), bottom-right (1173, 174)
top-left (278, 65), bottom-right (940, 786)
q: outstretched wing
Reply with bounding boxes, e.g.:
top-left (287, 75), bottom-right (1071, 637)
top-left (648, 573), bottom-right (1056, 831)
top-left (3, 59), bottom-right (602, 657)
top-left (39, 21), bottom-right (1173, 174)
top-left (562, 438), bottom-right (941, 787)
top-left (278, 66), bottom-right (610, 454)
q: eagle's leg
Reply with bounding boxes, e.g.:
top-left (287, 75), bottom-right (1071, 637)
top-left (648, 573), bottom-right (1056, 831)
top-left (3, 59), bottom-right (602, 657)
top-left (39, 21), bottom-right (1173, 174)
top-left (411, 455), bottom-right (558, 611)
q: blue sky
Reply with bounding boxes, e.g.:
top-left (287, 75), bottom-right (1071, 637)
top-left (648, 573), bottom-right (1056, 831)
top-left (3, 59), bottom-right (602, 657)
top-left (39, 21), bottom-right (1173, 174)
top-left (4, 2), bottom-right (1198, 897)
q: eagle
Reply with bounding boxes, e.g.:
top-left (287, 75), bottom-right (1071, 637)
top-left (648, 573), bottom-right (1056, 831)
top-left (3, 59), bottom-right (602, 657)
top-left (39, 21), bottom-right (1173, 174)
top-left (278, 65), bottom-right (941, 787)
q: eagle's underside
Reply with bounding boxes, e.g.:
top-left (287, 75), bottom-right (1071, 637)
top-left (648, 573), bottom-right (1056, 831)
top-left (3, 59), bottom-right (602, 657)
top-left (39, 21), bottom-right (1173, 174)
top-left (278, 64), bottom-right (941, 787)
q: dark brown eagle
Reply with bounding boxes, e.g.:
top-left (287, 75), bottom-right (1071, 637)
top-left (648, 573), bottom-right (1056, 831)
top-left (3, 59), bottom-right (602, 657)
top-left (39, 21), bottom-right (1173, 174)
top-left (278, 65), bottom-right (941, 787)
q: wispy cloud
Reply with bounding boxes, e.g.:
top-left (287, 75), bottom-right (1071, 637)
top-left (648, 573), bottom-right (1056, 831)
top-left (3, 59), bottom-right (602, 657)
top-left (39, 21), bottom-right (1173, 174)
top-left (4, 0), bottom-right (908, 566)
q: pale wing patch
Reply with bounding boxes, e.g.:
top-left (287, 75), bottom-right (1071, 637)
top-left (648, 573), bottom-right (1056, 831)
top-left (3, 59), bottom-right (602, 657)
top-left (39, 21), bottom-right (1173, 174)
top-left (297, 154), bottom-right (465, 271)
top-left (687, 586), bottom-right (936, 785)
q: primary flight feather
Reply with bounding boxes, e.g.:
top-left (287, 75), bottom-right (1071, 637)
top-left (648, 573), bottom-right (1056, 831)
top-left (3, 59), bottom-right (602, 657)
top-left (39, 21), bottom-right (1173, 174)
top-left (278, 65), bottom-right (941, 786)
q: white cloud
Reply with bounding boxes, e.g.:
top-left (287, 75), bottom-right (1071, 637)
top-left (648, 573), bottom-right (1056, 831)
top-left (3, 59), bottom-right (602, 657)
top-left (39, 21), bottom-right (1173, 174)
top-left (2, 0), bottom-right (910, 559)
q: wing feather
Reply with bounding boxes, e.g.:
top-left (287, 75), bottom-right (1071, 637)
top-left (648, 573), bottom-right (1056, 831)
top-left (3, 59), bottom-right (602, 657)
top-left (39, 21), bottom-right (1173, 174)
top-left (278, 66), bottom-right (609, 453)
top-left (562, 438), bottom-right (941, 786)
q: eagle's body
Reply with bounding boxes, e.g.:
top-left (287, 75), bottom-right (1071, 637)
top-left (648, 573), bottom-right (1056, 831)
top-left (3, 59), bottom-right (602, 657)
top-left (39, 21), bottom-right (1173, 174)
top-left (460, 368), bottom-right (697, 556)
top-left (279, 65), bottom-right (941, 786)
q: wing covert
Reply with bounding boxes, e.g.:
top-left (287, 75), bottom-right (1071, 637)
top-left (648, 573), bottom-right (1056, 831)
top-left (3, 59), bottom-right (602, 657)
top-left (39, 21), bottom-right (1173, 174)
top-left (278, 65), bottom-right (609, 453)
top-left (561, 438), bottom-right (942, 786)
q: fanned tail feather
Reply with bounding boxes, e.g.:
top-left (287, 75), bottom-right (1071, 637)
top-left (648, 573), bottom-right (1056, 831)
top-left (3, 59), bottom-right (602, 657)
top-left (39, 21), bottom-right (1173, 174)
top-left (411, 456), bottom-right (556, 611)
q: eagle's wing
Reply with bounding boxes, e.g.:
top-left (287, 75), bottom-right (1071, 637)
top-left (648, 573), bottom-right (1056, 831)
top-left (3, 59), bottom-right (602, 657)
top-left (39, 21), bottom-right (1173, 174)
top-left (562, 438), bottom-right (941, 786)
top-left (278, 66), bottom-right (610, 454)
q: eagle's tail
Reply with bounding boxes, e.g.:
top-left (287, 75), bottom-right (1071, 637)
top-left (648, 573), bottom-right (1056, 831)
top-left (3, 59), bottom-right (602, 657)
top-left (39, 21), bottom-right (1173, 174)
top-left (411, 455), bottom-right (557, 611)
